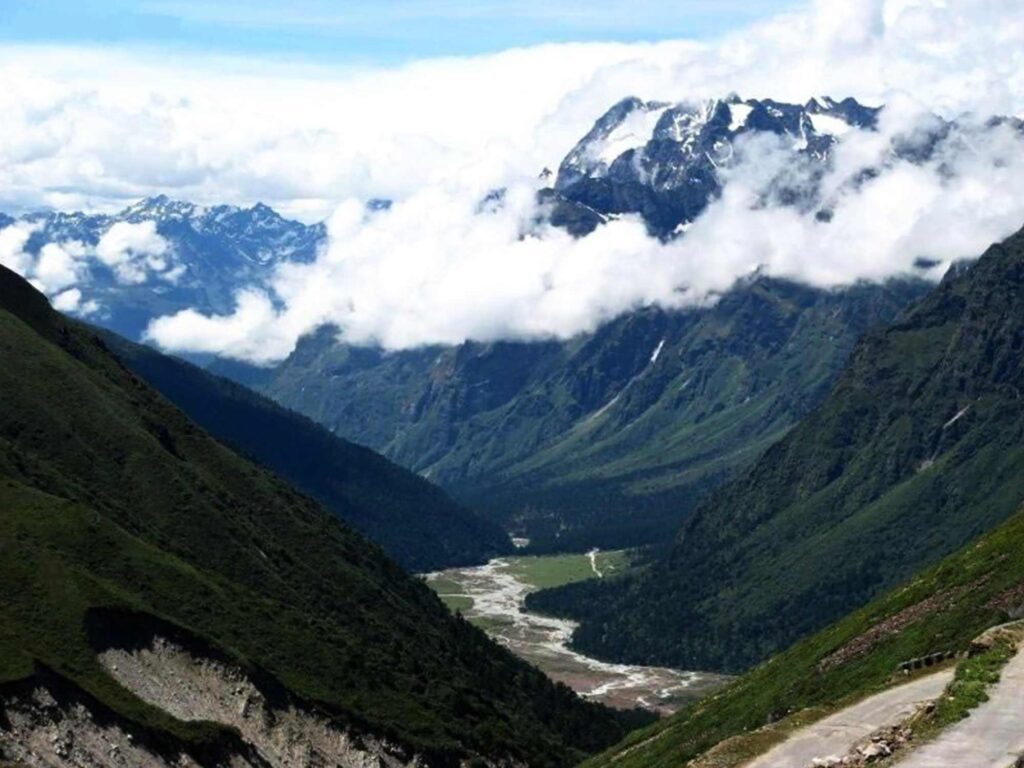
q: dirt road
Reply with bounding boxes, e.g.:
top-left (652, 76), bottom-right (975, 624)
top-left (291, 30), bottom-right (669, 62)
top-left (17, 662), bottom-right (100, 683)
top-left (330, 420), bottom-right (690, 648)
top-left (897, 648), bottom-right (1024, 767)
top-left (744, 669), bottom-right (954, 768)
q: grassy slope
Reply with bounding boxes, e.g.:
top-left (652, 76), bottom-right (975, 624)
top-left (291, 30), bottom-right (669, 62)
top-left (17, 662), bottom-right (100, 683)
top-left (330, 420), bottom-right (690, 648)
top-left (0, 266), bottom-right (636, 767)
top-left (505, 551), bottom-right (631, 590)
top-left (99, 331), bottom-right (512, 572)
top-left (428, 552), bottom-right (630, 615)
top-left (529, 229), bottom-right (1024, 671)
top-left (585, 504), bottom-right (1024, 768)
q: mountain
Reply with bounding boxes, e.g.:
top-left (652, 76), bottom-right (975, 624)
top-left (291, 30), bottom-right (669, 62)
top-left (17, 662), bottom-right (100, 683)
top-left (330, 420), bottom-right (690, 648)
top-left (13, 195), bottom-right (325, 340)
top-left (584, 499), bottom-right (1024, 768)
top-left (262, 277), bottom-right (925, 551)
top-left (545, 96), bottom-right (1024, 240)
top-left (549, 95), bottom-right (881, 238)
top-left (0, 96), bottom-right (968, 552)
top-left (527, 224), bottom-right (1024, 672)
top-left (235, 95), bottom-right (960, 550)
top-left (0, 265), bottom-right (644, 767)
top-left (98, 331), bottom-right (512, 572)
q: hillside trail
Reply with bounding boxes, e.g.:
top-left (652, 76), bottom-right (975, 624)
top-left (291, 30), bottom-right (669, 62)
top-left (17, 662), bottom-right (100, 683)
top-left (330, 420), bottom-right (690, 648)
top-left (742, 669), bottom-right (954, 768)
top-left (896, 645), bottom-right (1024, 767)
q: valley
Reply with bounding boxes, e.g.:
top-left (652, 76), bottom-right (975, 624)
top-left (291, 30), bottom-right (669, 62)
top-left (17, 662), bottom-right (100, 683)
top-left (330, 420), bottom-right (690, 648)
top-left (427, 552), bottom-right (728, 714)
top-left (3, 10), bottom-right (1024, 762)
top-left (529, 226), bottom-right (1024, 673)
top-left (0, 266), bottom-right (640, 767)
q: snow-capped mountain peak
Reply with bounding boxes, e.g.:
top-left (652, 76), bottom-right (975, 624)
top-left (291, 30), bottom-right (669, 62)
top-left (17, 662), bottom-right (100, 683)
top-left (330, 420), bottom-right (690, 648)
top-left (552, 95), bottom-right (882, 236)
top-left (122, 194), bottom-right (202, 222)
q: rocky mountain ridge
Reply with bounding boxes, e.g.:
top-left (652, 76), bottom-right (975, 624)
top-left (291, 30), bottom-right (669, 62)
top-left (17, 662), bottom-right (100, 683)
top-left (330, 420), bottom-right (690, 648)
top-left (5, 195), bottom-right (325, 340)
top-left (4, 94), bottom-right (1008, 551)
top-left (551, 95), bottom-right (880, 237)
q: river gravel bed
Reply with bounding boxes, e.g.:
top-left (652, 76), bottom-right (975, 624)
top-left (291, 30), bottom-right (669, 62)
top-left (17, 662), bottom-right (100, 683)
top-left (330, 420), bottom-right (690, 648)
top-left (427, 557), bottom-right (728, 713)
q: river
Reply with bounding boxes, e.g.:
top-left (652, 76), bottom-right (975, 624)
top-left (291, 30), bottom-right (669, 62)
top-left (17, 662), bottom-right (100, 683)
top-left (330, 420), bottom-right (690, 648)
top-left (426, 555), bottom-right (728, 714)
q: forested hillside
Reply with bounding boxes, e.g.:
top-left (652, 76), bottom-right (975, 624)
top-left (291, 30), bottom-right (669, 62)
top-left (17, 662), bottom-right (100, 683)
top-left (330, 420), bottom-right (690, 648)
top-left (0, 265), bottom-right (642, 767)
top-left (263, 278), bottom-right (923, 551)
top-left (583, 501), bottom-right (1024, 768)
top-left (529, 226), bottom-right (1024, 672)
top-left (101, 332), bottom-right (511, 571)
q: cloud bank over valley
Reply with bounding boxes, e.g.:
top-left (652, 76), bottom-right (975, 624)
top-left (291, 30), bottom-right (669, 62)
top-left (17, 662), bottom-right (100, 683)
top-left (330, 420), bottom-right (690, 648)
top-left (3, 0), bottom-right (1024, 361)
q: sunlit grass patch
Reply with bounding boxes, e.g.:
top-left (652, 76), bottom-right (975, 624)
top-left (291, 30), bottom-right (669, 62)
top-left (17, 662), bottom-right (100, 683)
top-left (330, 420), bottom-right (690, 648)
top-left (506, 550), bottom-right (632, 591)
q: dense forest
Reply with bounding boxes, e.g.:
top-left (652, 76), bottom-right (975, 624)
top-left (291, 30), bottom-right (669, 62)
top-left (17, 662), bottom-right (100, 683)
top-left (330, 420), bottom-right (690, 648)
top-left (102, 332), bottom-right (511, 572)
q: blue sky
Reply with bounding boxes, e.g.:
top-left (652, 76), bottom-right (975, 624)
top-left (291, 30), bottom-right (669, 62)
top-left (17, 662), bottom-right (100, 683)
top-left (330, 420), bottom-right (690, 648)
top-left (0, 0), bottom-right (799, 62)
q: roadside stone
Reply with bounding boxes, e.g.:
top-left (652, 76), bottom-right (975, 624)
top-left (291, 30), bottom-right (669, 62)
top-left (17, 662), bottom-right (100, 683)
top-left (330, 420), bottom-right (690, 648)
top-left (811, 756), bottom-right (843, 767)
top-left (858, 741), bottom-right (891, 760)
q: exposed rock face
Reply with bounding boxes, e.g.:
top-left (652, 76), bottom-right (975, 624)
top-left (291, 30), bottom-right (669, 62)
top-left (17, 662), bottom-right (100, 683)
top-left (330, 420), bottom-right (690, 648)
top-left (552, 95), bottom-right (882, 238)
top-left (96, 636), bottom-right (420, 768)
top-left (0, 684), bottom-right (208, 768)
top-left (0, 636), bottom-right (424, 768)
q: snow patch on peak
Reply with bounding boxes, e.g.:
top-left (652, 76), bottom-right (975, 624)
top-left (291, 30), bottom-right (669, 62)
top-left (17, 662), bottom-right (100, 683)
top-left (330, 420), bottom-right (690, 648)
top-left (122, 195), bottom-right (200, 221)
top-left (553, 94), bottom-right (886, 236)
top-left (729, 103), bottom-right (753, 132)
top-left (809, 112), bottom-right (852, 136)
top-left (590, 105), bottom-right (669, 165)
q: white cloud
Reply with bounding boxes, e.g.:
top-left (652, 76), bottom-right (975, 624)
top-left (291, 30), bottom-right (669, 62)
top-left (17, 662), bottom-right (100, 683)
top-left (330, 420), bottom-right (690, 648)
top-left (145, 112), bottom-right (1024, 362)
top-left (50, 287), bottom-right (83, 312)
top-left (29, 241), bottom-right (89, 295)
top-left (95, 221), bottom-right (172, 284)
top-left (0, 218), bottom-right (174, 311)
top-left (0, 222), bottom-right (35, 275)
top-left (2, 1), bottom-right (1023, 222)
top-left (49, 286), bottom-right (99, 316)
top-left (5, 0), bottom-right (1024, 359)
top-left (0, 41), bottom-right (671, 220)
top-left (146, 289), bottom-right (284, 362)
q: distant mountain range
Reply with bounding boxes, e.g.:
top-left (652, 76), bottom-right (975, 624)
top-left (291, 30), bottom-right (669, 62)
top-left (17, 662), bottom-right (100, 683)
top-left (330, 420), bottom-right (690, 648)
top-left (6, 90), bottom-right (1024, 768)
top-left (244, 96), bottom-right (945, 549)
top-left (8, 195), bottom-right (325, 340)
top-left (260, 277), bottom-right (924, 551)
top-left (545, 94), bottom-right (1023, 238)
top-left (2, 95), bottom-right (949, 336)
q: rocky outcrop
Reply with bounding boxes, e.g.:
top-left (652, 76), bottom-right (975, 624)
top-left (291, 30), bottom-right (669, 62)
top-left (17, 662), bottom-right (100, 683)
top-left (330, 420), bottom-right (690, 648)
top-left (0, 682), bottom-right (211, 768)
top-left (809, 721), bottom-right (917, 766)
top-left (100, 635), bottom-right (420, 768)
top-left (0, 635), bottom-right (424, 768)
